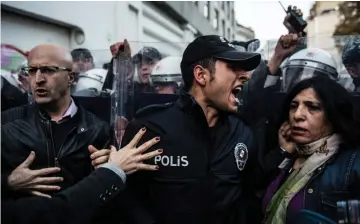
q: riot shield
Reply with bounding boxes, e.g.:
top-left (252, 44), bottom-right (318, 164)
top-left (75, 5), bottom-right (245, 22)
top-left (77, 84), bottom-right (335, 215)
top-left (112, 41), bottom-right (185, 146)
top-left (261, 35), bottom-right (360, 93)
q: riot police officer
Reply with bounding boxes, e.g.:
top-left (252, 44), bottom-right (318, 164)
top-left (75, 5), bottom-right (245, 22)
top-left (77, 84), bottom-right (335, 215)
top-left (342, 37), bottom-right (360, 93)
top-left (133, 47), bottom-right (163, 93)
top-left (119, 35), bottom-right (266, 224)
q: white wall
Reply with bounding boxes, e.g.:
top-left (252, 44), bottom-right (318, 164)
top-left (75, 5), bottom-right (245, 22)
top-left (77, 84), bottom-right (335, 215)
top-left (1, 1), bottom-right (196, 66)
top-left (1, 11), bottom-right (71, 51)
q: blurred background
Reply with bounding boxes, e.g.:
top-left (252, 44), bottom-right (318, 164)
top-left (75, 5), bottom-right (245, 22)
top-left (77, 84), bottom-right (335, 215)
top-left (1, 1), bottom-right (359, 69)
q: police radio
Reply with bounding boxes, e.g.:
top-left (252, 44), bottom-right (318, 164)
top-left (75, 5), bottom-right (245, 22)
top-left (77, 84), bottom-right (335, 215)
top-left (279, 1), bottom-right (307, 34)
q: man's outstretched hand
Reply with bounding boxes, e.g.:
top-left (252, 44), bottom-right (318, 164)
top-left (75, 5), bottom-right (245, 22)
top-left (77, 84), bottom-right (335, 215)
top-left (7, 151), bottom-right (63, 198)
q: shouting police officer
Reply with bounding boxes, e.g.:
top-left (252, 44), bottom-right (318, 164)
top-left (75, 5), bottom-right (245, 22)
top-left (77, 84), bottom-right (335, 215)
top-left (119, 35), bottom-right (265, 224)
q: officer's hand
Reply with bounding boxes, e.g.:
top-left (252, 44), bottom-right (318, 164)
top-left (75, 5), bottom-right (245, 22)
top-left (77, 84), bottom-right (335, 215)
top-left (268, 34), bottom-right (300, 74)
top-left (275, 33), bottom-right (300, 59)
top-left (108, 127), bottom-right (163, 175)
top-left (88, 146), bottom-right (111, 169)
top-left (7, 151), bottom-right (63, 198)
top-left (278, 121), bottom-right (295, 154)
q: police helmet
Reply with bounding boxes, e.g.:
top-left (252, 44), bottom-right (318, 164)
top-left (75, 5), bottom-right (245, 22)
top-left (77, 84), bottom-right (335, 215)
top-left (151, 56), bottom-right (183, 85)
top-left (342, 37), bottom-right (360, 67)
top-left (73, 68), bottom-right (108, 93)
top-left (282, 48), bottom-right (338, 92)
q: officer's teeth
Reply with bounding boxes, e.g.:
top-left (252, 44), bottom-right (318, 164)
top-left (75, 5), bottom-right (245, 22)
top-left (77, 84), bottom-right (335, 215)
top-left (235, 87), bottom-right (242, 92)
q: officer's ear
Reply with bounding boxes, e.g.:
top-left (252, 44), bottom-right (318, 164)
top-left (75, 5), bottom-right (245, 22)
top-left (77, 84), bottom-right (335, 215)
top-left (193, 65), bottom-right (208, 87)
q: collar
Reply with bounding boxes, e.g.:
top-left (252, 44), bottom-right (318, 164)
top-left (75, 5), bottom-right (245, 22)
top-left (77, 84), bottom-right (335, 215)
top-left (176, 90), bottom-right (228, 128)
top-left (52, 98), bottom-right (78, 123)
top-left (36, 98), bottom-right (88, 134)
top-left (176, 90), bottom-right (200, 111)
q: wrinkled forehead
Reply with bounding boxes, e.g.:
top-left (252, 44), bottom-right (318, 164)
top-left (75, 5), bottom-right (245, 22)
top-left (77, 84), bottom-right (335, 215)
top-left (28, 47), bottom-right (72, 68)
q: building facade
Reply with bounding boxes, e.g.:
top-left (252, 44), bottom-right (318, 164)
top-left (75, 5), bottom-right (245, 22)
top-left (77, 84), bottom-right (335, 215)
top-left (1, 1), bottom-right (236, 66)
top-left (306, 1), bottom-right (342, 66)
top-left (234, 23), bottom-right (255, 42)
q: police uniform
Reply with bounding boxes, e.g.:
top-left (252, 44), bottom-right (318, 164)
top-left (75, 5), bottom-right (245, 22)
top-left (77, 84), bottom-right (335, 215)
top-left (120, 93), bottom-right (263, 224)
top-left (118, 35), bottom-right (265, 224)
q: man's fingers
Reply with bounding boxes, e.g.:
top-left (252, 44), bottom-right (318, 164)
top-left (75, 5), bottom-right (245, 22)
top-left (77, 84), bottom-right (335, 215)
top-left (127, 127), bottom-right (147, 148)
top-left (30, 191), bottom-right (52, 198)
top-left (136, 137), bottom-right (160, 154)
top-left (136, 149), bottom-right (163, 162)
top-left (90, 149), bottom-right (111, 160)
top-left (88, 145), bottom-right (98, 154)
top-left (32, 167), bottom-right (61, 176)
top-left (31, 185), bottom-right (61, 191)
top-left (36, 176), bottom-right (64, 184)
top-left (92, 156), bottom-right (109, 167)
top-left (19, 151), bottom-right (36, 168)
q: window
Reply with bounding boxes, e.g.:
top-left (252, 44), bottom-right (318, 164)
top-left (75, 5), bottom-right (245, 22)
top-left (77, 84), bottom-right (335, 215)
top-left (232, 34), bottom-right (235, 41)
top-left (227, 2), bottom-right (231, 19)
top-left (213, 9), bottom-right (219, 29)
top-left (194, 1), bottom-right (198, 7)
top-left (232, 9), bottom-right (235, 26)
top-left (221, 1), bottom-right (225, 10)
top-left (204, 1), bottom-right (210, 19)
top-left (222, 20), bottom-right (226, 37)
top-left (227, 28), bottom-right (231, 40)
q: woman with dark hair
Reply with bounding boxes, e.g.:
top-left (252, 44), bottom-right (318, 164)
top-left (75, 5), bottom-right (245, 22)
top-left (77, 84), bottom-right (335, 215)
top-left (261, 75), bottom-right (360, 224)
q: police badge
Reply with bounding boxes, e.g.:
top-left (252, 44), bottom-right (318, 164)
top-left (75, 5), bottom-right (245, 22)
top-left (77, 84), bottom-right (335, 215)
top-left (234, 143), bottom-right (248, 171)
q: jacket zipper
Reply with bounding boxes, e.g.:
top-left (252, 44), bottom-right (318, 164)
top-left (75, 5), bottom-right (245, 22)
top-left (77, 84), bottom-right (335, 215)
top-left (50, 126), bottom-right (77, 167)
top-left (44, 120), bottom-right (51, 167)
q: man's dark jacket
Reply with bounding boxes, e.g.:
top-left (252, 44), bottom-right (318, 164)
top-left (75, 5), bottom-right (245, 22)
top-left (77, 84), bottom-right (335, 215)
top-left (2, 167), bottom-right (125, 224)
top-left (1, 101), bottom-right (115, 200)
top-left (118, 92), bottom-right (268, 224)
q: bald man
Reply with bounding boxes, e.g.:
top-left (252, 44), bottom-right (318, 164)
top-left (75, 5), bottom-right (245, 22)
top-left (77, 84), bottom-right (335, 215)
top-left (2, 44), bottom-right (115, 202)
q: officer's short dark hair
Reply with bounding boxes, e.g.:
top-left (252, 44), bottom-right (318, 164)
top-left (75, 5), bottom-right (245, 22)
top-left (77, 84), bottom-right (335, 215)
top-left (71, 48), bottom-right (93, 62)
top-left (182, 58), bottom-right (217, 91)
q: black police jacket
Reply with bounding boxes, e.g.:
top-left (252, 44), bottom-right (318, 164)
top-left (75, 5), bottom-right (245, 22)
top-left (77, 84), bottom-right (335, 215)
top-left (2, 168), bottom-right (125, 224)
top-left (1, 101), bottom-right (115, 200)
top-left (119, 92), bottom-right (266, 224)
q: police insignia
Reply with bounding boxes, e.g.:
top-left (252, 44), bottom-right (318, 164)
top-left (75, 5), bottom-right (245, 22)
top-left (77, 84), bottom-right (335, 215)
top-left (234, 143), bottom-right (248, 171)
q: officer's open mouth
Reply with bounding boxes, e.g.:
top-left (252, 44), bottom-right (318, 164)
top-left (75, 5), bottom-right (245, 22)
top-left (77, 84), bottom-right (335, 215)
top-left (231, 86), bottom-right (242, 104)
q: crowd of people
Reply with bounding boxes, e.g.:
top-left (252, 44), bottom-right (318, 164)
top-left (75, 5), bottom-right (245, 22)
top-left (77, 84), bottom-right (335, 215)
top-left (1, 5), bottom-right (360, 224)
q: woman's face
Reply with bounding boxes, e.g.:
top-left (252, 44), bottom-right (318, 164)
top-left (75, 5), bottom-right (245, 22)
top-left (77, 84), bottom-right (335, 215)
top-left (289, 88), bottom-right (333, 145)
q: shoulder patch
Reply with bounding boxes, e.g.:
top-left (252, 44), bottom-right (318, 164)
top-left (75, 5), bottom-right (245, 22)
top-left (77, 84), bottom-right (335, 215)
top-left (1, 105), bottom-right (28, 125)
top-left (135, 102), bottom-right (173, 118)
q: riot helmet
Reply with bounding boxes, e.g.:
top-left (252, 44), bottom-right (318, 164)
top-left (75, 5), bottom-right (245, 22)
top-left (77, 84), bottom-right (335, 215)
top-left (150, 56), bottom-right (183, 94)
top-left (73, 68), bottom-right (108, 93)
top-left (281, 48), bottom-right (338, 92)
top-left (342, 37), bottom-right (360, 86)
top-left (133, 47), bottom-right (163, 85)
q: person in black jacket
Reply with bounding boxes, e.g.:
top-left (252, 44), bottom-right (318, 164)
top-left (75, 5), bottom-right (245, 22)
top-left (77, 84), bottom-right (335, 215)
top-left (117, 35), bottom-right (269, 224)
top-left (2, 127), bottom-right (163, 224)
top-left (1, 44), bottom-right (113, 200)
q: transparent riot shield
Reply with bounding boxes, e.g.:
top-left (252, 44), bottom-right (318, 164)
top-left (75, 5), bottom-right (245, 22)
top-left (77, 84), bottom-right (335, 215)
top-left (261, 35), bottom-right (360, 93)
top-left (112, 41), bottom-right (185, 146)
